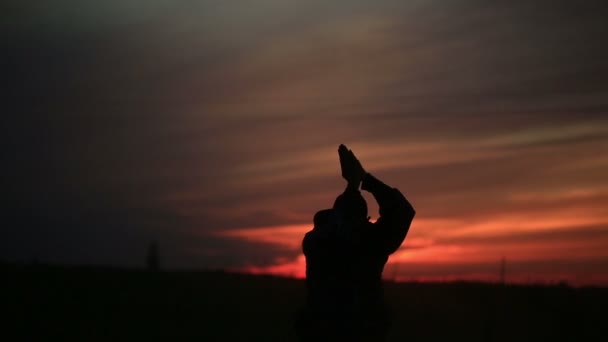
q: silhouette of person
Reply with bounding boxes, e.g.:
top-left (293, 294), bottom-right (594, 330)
top-left (297, 144), bottom-right (415, 342)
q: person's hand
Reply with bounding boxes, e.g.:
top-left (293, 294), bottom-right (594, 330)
top-left (338, 144), bottom-right (366, 187)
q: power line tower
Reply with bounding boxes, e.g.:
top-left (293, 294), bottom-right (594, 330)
top-left (499, 256), bottom-right (506, 285)
top-left (146, 241), bottom-right (160, 272)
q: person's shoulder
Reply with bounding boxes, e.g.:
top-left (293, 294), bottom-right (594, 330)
top-left (303, 228), bottom-right (316, 241)
top-left (357, 221), bottom-right (377, 237)
top-left (363, 220), bottom-right (375, 229)
top-left (302, 228), bottom-right (315, 253)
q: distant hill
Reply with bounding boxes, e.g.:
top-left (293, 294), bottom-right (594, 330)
top-left (2, 264), bottom-right (606, 341)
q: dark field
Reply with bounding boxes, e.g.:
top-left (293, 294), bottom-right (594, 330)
top-left (3, 264), bottom-right (607, 341)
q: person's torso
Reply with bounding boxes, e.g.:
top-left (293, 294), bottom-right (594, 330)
top-left (306, 222), bottom-right (388, 311)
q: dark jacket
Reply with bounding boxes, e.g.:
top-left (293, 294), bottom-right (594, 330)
top-left (300, 173), bottom-right (415, 340)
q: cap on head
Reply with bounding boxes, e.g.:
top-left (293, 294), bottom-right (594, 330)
top-left (333, 191), bottom-right (368, 223)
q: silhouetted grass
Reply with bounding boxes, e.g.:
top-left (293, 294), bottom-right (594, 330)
top-left (2, 263), bottom-right (606, 341)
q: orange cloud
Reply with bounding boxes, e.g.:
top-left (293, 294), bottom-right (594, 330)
top-left (216, 206), bottom-right (608, 286)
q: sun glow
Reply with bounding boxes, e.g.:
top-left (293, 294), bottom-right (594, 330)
top-left (216, 208), bottom-right (608, 286)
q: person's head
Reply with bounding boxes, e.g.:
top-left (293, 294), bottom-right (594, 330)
top-left (332, 191), bottom-right (368, 226)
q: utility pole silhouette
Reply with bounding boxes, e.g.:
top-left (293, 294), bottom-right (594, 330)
top-left (499, 257), bottom-right (506, 285)
top-left (485, 257), bottom-right (507, 342)
top-left (146, 241), bottom-right (160, 272)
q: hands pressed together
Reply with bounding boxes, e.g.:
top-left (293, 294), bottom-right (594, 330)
top-left (338, 144), bottom-right (366, 189)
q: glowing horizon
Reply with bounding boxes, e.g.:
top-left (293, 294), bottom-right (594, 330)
top-left (217, 200), bottom-right (608, 286)
top-left (3, 1), bottom-right (607, 286)
top-left (219, 206), bottom-right (608, 286)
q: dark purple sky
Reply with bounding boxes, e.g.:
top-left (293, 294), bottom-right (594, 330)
top-left (3, 0), bottom-right (608, 285)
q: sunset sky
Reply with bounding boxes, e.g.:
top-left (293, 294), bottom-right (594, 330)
top-left (3, 0), bottom-right (608, 286)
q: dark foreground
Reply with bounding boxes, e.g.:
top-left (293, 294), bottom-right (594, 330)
top-left (3, 264), bottom-right (607, 341)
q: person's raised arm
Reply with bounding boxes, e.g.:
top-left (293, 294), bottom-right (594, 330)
top-left (339, 144), bottom-right (415, 255)
top-left (363, 172), bottom-right (415, 254)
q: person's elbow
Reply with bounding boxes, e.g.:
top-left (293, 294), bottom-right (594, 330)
top-left (405, 201), bottom-right (416, 221)
top-left (397, 210), bottom-right (414, 232)
top-left (394, 189), bottom-right (415, 222)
